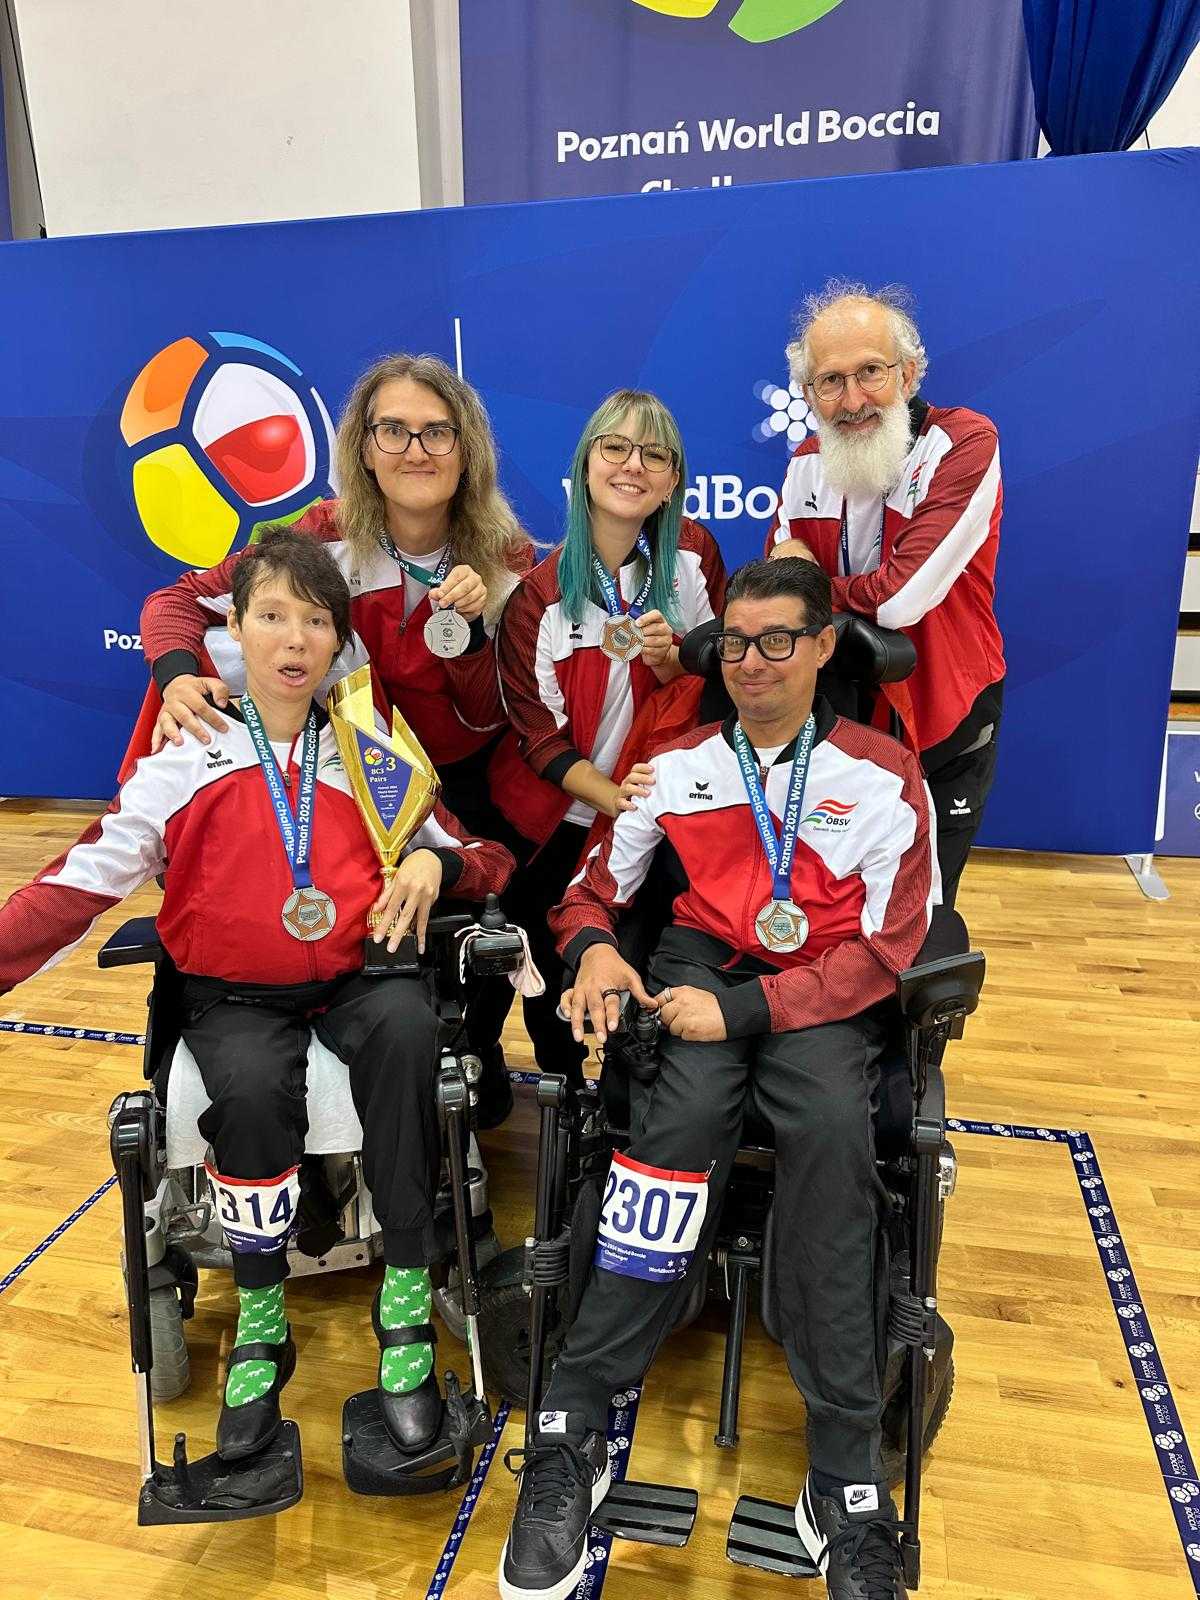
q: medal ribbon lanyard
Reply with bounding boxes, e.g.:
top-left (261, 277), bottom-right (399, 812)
top-left (839, 500), bottom-right (885, 578)
top-left (732, 714), bottom-right (816, 904)
top-left (241, 698), bottom-right (320, 892)
top-left (378, 535), bottom-right (453, 591)
top-left (591, 531), bottom-right (654, 620)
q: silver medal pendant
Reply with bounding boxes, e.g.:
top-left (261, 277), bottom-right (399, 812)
top-left (754, 898), bottom-right (809, 955)
top-left (281, 886), bottom-right (337, 942)
top-left (423, 605), bottom-right (471, 659)
top-left (600, 615), bottom-right (644, 663)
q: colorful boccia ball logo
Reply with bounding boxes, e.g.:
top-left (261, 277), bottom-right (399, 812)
top-left (364, 747), bottom-right (384, 767)
top-left (632, 0), bottom-right (843, 45)
top-left (120, 332), bottom-right (337, 567)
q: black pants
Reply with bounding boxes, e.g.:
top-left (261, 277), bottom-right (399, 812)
top-left (182, 972), bottom-right (441, 1288)
top-left (542, 929), bottom-right (890, 1483)
top-left (922, 679), bottom-right (1004, 911)
top-left (464, 820), bottom-right (589, 1083)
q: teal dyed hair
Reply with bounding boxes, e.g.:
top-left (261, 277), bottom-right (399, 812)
top-left (558, 389), bottom-right (688, 628)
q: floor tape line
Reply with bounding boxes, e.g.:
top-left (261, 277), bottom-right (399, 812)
top-left (0, 1175), bottom-right (117, 1298)
top-left (0, 1018), bottom-right (143, 1045)
top-left (425, 1399), bottom-right (512, 1599)
top-left (953, 1119), bottom-right (1200, 1599)
top-left (572, 1385), bottom-right (644, 1599)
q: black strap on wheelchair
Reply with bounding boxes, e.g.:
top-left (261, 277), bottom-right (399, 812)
top-left (888, 1290), bottom-right (935, 1348)
top-left (228, 1338), bottom-right (290, 1367)
top-left (523, 1227), bottom-right (572, 1289)
top-left (374, 1321), bottom-right (438, 1352)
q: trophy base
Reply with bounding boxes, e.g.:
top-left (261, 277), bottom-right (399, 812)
top-left (363, 934), bottom-right (421, 978)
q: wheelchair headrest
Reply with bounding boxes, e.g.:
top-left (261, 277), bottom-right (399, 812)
top-left (679, 612), bottom-right (916, 687)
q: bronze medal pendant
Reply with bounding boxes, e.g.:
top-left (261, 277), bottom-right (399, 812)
top-left (754, 898), bottom-right (809, 955)
top-left (281, 886), bottom-right (337, 942)
top-left (423, 605), bottom-right (471, 659)
top-left (600, 615), bottom-right (645, 663)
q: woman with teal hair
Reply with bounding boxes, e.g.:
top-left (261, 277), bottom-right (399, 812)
top-left (489, 388), bottom-right (726, 1083)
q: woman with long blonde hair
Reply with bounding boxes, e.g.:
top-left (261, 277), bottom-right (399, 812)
top-left (140, 353), bottom-right (535, 1120)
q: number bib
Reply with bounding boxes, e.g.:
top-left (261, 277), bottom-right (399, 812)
top-left (204, 1160), bottom-right (300, 1258)
top-left (594, 1151), bottom-right (709, 1283)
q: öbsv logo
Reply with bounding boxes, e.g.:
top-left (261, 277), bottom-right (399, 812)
top-left (633, 0), bottom-right (844, 45)
top-left (121, 332), bottom-right (338, 567)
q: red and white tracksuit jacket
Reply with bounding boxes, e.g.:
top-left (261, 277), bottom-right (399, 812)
top-left (766, 398), bottom-right (1005, 753)
top-left (493, 520), bottom-right (727, 846)
top-left (551, 701), bottom-right (936, 1038)
top-left (0, 704), bottom-right (514, 995)
top-left (140, 499), bottom-right (534, 769)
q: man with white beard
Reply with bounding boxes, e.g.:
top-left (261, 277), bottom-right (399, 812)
top-left (766, 281), bottom-right (1004, 909)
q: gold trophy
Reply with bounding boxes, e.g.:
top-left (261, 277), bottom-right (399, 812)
top-left (327, 666), bottom-right (441, 974)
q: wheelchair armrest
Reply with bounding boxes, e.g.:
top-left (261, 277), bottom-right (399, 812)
top-left (97, 917), bottom-right (164, 968)
top-left (897, 950), bottom-right (985, 1037)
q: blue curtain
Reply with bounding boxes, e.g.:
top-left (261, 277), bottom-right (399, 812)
top-left (1023, 0), bottom-right (1200, 152)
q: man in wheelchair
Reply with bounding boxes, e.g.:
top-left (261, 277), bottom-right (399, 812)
top-left (500, 557), bottom-right (935, 1600)
top-left (0, 529), bottom-right (513, 1478)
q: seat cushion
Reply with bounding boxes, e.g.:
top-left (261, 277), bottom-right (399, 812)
top-left (165, 1035), bottom-right (364, 1169)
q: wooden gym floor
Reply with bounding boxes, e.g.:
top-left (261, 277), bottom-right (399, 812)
top-left (0, 799), bottom-right (1197, 1600)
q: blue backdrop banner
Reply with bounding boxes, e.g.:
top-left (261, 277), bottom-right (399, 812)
top-left (459, 0), bottom-right (1038, 203)
top-left (0, 149), bottom-right (1198, 857)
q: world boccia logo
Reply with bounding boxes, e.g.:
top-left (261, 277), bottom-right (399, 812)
top-left (631, 0), bottom-right (843, 45)
top-left (120, 332), bottom-right (338, 567)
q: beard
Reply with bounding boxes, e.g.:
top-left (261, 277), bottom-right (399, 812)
top-left (815, 394), bottom-right (914, 500)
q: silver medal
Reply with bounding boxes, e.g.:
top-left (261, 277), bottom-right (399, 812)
top-left (281, 886), bottom-right (337, 942)
top-left (754, 898), bottom-right (809, 955)
top-left (600, 615), bottom-right (644, 663)
top-left (423, 605), bottom-right (471, 659)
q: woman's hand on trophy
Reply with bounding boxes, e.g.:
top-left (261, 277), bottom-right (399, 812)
top-left (152, 675), bottom-right (232, 752)
top-left (637, 609), bottom-right (675, 669)
top-left (430, 564), bottom-right (487, 622)
top-left (372, 848), bottom-right (444, 954)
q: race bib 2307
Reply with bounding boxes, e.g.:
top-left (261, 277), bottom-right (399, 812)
top-left (594, 1151), bottom-right (709, 1283)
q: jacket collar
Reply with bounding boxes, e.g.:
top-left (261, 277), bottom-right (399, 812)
top-left (907, 394), bottom-right (930, 436)
top-left (226, 699), bottom-right (330, 734)
top-left (720, 692), bottom-right (836, 764)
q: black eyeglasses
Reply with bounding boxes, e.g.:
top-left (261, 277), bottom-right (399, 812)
top-left (591, 433), bottom-right (676, 474)
top-left (367, 420), bottom-right (460, 456)
top-left (808, 361), bottom-right (901, 403)
top-left (714, 623), bottom-right (825, 663)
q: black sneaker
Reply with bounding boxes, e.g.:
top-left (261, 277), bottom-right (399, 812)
top-left (499, 1420), bottom-right (611, 1600)
top-left (795, 1472), bottom-right (908, 1599)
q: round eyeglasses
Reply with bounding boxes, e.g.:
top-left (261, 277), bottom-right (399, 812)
top-left (809, 361), bottom-right (901, 403)
top-left (592, 433), bottom-right (676, 474)
top-left (367, 421), bottom-right (460, 456)
top-left (714, 623), bottom-right (825, 663)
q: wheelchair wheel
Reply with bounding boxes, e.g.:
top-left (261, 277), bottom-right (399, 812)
top-left (148, 1283), bottom-right (190, 1401)
top-left (478, 1280), bottom-right (563, 1408)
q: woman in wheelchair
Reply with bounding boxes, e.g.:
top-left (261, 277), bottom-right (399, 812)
top-left (0, 529), bottom-right (513, 1468)
top-left (491, 388), bottom-right (726, 1086)
top-left (499, 557), bottom-right (935, 1600)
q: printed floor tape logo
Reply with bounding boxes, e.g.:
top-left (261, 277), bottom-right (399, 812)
top-left (633, 0), bottom-right (844, 45)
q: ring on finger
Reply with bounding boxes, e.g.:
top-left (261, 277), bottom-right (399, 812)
top-left (660, 986), bottom-right (673, 1004)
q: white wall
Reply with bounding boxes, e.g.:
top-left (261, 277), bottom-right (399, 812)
top-left (12, 0), bottom-right (422, 237)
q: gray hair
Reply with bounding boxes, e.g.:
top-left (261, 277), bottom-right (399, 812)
top-left (785, 278), bottom-right (929, 393)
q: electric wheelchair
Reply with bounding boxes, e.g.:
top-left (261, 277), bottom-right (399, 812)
top-left (102, 895), bottom-right (526, 1524)
top-left (482, 615), bottom-right (986, 1589)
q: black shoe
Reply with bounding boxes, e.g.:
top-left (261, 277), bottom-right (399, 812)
top-left (474, 1044), bottom-right (515, 1131)
top-left (216, 1328), bottom-right (296, 1463)
top-left (371, 1288), bottom-right (444, 1453)
top-left (499, 1424), bottom-right (611, 1600)
top-left (795, 1472), bottom-right (908, 1599)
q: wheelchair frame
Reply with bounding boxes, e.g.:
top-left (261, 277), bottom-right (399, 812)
top-left (100, 901), bottom-right (524, 1522)
top-left (512, 940), bottom-right (984, 1586)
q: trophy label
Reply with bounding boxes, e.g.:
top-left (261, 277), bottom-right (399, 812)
top-left (354, 728), bottom-right (413, 829)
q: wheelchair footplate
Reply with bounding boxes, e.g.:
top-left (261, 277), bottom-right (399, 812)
top-left (341, 1372), bottom-right (492, 1495)
top-left (592, 1478), bottom-right (697, 1547)
top-left (138, 1422), bottom-right (303, 1526)
top-left (726, 1496), bottom-right (820, 1578)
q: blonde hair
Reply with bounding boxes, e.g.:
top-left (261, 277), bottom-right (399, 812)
top-left (334, 353), bottom-right (531, 621)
